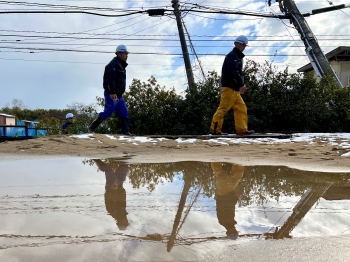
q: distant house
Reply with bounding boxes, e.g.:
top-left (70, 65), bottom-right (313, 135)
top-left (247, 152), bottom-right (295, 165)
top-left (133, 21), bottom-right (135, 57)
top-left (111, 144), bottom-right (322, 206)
top-left (297, 46), bottom-right (350, 87)
top-left (0, 113), bottom-right (16, 125)
top-left (16, 120), bottom-right (38, 128)
top-left (0, 114), bottom-right (46, 138)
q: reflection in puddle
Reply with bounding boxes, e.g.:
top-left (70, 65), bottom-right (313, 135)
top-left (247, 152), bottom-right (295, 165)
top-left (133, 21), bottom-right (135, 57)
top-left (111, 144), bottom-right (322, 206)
top-left (94, 159), bottom-right (129, 231)
top-left (0, 158), bottom-right (350, 261)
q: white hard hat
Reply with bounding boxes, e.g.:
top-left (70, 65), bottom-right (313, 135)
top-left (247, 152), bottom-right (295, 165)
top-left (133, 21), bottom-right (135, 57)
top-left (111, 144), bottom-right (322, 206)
top-left (116, 44), bottom-right (128, 53)
top-left (235, 35), bottom-right (248, 45)
top-left (66, 113), bottom-right (75, 119)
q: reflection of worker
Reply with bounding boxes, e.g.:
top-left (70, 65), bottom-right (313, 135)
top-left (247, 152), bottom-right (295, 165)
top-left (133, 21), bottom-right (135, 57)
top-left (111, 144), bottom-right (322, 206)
top-left (93, 159), bottom-right (129, 230)
top-left (211, 162), bottom-right (245, 240)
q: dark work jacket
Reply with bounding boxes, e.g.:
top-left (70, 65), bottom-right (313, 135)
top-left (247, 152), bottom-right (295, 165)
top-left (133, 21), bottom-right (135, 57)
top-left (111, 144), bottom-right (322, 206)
top-left (62, 121), bottom-right (72, 134)
top-left (220, 47), bottom-right (245, 91)
top-left (103, 56), bottom-right (128, 97)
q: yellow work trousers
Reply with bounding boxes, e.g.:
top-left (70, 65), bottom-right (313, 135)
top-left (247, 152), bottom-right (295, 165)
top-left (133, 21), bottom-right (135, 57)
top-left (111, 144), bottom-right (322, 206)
top-left (210, 87), bottom-right (248, 135)
top-left (211, 162), bottom-right (245, 196)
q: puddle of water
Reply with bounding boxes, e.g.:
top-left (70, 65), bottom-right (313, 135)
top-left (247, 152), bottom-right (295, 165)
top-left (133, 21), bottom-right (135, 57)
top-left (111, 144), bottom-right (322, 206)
top-left (0, 158), bottom-right (350, 261)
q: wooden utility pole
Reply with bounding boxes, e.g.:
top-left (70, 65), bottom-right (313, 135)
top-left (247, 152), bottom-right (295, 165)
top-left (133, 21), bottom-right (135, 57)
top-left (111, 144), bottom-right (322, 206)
top-left (171, 0), bottom-right (195, 90)
top-left (277, 0), bottom-right (343, 87)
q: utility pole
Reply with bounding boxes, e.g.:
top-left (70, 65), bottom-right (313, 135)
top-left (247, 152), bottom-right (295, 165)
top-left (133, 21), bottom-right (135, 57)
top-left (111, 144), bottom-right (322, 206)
top-left (276, 0), bottom-right (343, 87)
top-left (171, 0), bottom-right (195, 90)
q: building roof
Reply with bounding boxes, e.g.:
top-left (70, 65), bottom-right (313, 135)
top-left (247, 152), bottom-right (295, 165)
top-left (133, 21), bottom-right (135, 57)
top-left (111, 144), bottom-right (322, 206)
top-left (297, 46), bottom-right (350, 73)
top-left (0, 113), bottom-right (15, 118)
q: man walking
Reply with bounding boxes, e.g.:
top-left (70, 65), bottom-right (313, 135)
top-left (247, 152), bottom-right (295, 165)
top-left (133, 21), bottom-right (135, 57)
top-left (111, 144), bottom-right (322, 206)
top-left (89, 44), bottom-right (133, 135)
top-left (209, 35), bottom-right (254, 136)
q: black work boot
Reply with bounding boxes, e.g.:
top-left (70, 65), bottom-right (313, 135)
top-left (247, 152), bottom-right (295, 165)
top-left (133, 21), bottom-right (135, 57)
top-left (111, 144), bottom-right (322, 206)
top-left (209, 122), bottom-right (227, 135)
top-left (120, 117), bottom-right (134, 136)
top-left (236, 130), bottom-right (255, 136)
top-left (88, 116), bottom-right (104, 133)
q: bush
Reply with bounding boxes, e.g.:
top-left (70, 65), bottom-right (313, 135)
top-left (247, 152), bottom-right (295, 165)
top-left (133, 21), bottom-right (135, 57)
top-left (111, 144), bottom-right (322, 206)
top-left (36, 117), bottom-right (61, 135)
top-left (5, 61), bottom-right (350, 136)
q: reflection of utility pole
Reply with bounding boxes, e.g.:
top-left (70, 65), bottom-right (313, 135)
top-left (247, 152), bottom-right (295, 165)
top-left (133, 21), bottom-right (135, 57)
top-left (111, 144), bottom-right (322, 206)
top-left (171, 0), bottom-right (195, 90)
top-left (276, 0), bottom-right (343, 87)
top-left (167, 177), bottom-right (191, 252)
top-left (265, 183), bottom-right (332, 239)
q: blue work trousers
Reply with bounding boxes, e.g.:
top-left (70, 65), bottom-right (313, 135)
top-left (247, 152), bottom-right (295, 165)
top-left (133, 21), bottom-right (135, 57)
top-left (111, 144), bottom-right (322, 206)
top-left (99, 92), bottom-right (128, 120)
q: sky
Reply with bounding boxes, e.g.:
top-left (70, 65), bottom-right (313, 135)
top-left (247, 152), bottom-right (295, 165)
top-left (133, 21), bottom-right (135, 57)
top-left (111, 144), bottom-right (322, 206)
top-left (1, 0), bottom-right (350, 110)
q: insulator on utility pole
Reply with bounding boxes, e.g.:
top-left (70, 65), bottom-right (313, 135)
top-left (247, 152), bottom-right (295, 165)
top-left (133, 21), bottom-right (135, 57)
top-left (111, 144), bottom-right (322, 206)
top-left (172, 0), bottom-right (195, 90)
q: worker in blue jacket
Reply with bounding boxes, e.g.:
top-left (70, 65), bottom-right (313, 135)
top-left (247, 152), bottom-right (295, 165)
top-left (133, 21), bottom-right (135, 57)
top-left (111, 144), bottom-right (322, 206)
top-left (88, 45), bottom-right (133, 136)
top-left (209, 35), bottom-right (255, 136)
top-left (62, 113), bottom-right (75, 134)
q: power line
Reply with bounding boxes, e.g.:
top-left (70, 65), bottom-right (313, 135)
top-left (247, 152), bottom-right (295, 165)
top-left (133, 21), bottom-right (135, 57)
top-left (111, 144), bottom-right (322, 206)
top-left (0, 0), bottom-right (167, 11)
top-left (0, 9), bottom-right (149, 17)
top-left (0, 46), bottom-right (309, 56)
top-left (0, 57), bottom-right (306, 70)
top-left (0, 1), bottom-right (348, 75)
top-left (0, 34), bottom-right (350, 44)
top-left (2, 34), bottom-right (350, 41)
top-left (0, 3), bottom-right (291, 19)
top-left (55, 0), bottom-right (350, 2)
top-left (1, 1), bottom-right (348, 19)
top-left (38, 16), bottom-right (170, 53)
top-left (1, 30), bottom-right (350, 38)
top-left (1, 42), bottom-right (344, 49)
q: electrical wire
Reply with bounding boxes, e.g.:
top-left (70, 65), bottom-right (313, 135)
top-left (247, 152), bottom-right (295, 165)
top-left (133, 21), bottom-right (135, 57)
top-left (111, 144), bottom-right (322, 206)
top-left (3, 41), bottom-right (344, 49)
top-left (2, 34), bottom-right (350, 41)
top-left (267, 3), bottom-right (306, 59)
top-left (0, 46), bottom-right (309, 56)
top-left (0, 0), bottom-right (348, 77)
top-left (0, 0), bottom-right (167, 12)
top-left (31, 15), bottom-right (157, 53)
top-left (1, 29), bottom-right (350, 38)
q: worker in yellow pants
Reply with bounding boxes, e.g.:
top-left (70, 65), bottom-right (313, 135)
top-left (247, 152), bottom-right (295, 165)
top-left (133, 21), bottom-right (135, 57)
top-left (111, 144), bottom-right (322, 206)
top-left (209, 35), bottom-right (254, 136)
top-left (211, 162), bottom-right (245, 240)
top-left (210, 87), bottom-right (248, 135)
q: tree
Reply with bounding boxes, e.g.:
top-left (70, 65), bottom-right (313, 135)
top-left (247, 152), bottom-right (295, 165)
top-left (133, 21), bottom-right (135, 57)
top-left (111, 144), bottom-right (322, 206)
top-left (3, 60), bottom-right (350, 136)
top-left (124, 76), bottom-right (184, 135)
top-left (36, 117), bottom-right (61, 135)
top-left (11, 98), bottom-right (26, 110)
top-left (182, 71), bottom-right (222, 134)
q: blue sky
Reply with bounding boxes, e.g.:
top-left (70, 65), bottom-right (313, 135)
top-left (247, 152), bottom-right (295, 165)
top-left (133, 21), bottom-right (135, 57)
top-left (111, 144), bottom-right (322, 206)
top-left (1, 0), bottom-right (350, 109)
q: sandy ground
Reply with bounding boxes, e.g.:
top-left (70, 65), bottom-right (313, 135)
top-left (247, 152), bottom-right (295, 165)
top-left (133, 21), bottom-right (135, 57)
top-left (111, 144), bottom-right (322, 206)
top-left (1, 133), bottom-right (350, 172)
top-left (1, 133), bottom-right (350, 261)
